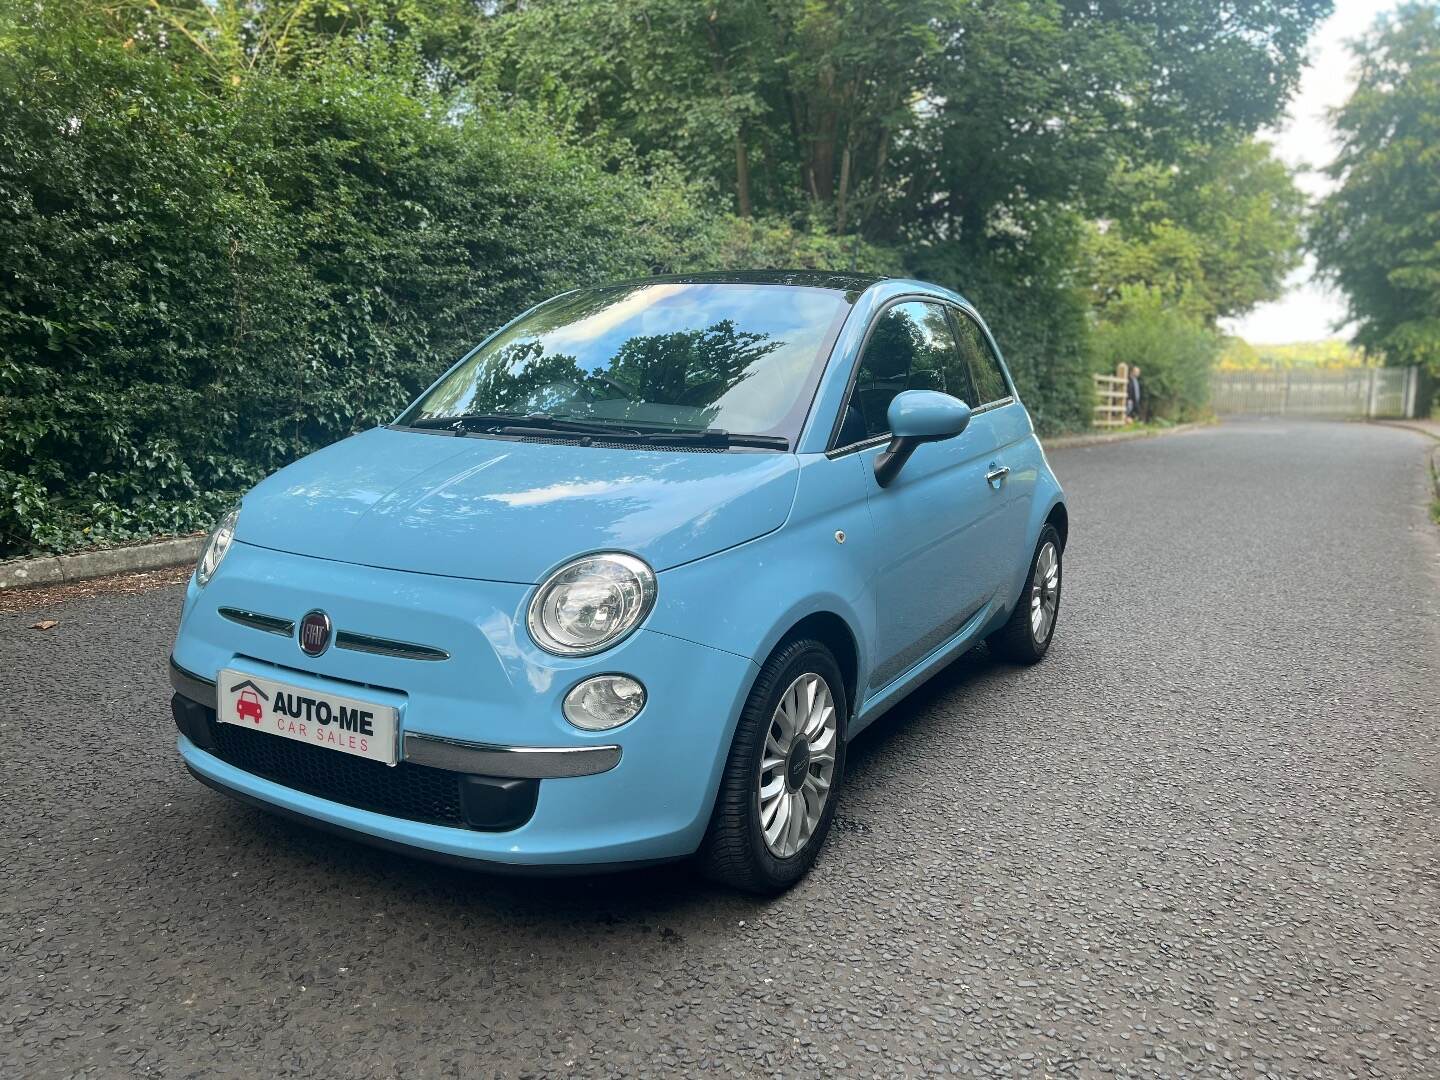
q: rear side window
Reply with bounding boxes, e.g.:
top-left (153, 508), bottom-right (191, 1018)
top-left (951, 311), bottom-right (1010, 404)
top-left (835, 301), bottom-right (976, 446)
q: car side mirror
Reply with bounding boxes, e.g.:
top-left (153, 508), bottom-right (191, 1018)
top-left (874, 390), bottom-right (972, 488)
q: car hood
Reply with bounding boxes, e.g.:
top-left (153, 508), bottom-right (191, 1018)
top-left (234, 427), bottom-right (799, 583)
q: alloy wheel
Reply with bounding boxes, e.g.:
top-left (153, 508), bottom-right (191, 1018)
top-left (1030, 541), bottom-right (1060, 645)
top-left (758, 672), bottom-right (838, 859)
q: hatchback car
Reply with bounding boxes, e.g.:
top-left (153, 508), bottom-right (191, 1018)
top-left (169, 271), bottom-right (1067, 892)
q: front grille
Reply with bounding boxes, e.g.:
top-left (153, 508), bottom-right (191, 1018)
top-left (211, 722), bottom-right (466, 827)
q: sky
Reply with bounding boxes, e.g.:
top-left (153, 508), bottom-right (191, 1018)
top-left (1221, 0), bottom-right (1398, 345)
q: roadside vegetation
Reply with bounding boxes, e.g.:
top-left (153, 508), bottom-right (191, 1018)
top-left (1089, 289), bottom-right (1221, 424)
top-left (1312, 5), bottom-right (1440, 385)
top-left (0, 0), bottom-right (1347, 557)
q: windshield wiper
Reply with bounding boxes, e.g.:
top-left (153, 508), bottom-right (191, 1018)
top-left (404, 414), bottom-right (787, 450)
top-left (615, 429), bottom-right (790, 451)
top-left (494, 422), bottom-right (648, 439)
top-left (491, 424), bottom-right (788, 450)
top-left (404, 412), bottom-right (512, 433)
top-left (405, 413), bottom-right (641, 437)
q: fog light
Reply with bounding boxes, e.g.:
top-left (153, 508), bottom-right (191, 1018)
top-left (563, 675), bottom-right (646, 731)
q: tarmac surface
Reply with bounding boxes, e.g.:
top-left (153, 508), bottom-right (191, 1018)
top-left (3, 418), bottom-right (1438, 1078)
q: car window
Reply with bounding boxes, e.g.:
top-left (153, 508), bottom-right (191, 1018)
top-left (397, 282), bottom-right (853, 443)
top-left (951, 310), bottom-right (1010, 405)
top-left (835, 301), bottom-right (976, 446)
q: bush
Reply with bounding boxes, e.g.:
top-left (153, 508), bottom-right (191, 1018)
top-left (0, 26), bottom-right (735, 557)
top-left (1089, 287), bottom-right (1219, 421)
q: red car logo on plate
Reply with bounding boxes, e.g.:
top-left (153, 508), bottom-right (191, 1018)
top-left (236, 689), bottom-right (264, 724)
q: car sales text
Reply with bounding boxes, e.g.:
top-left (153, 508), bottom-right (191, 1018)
top-left (271, 691), bottom-right (374, 752)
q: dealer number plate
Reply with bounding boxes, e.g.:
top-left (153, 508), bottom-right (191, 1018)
top-left (217, 668), bottom-right (399, 765)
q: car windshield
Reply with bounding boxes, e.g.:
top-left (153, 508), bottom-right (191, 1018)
top-left (396, 282), bottom-right (854, 444)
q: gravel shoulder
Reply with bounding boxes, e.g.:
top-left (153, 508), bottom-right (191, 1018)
top-left (2, 418), bottom-right (1437, 1078)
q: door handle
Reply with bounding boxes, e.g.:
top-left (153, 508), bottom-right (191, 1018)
top-left (985, 465), bottom-right (1010, 487)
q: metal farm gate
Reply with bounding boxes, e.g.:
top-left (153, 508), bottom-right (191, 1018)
top-left (1209, 366), bottom-right (1424, 419)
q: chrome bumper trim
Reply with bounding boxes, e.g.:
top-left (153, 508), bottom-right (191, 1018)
top-left (403, 734), bottom-right (620, 778)
top-left (167, 656), bottom-right (619, 779)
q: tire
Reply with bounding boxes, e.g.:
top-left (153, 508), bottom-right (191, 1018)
top-left (987, 523), bottom-right (1063, 665)
top-left (698, 638), bottom-right (848, 894)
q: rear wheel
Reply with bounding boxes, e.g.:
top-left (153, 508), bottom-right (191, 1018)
top-left (699, 639), bottom-right (846, 894)
top-left (988, 523), bottom-right (1063, 664)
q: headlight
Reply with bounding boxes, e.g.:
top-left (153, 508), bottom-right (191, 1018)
top-left (527, 552), bottom-right (656, 656)
top-left (195, 506), bottom-right (239, 587)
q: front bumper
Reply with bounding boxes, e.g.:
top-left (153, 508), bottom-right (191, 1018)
top-left (170, 543), bottom-right (759, 868)
top-left (171, 659), bottom-right (621, 779)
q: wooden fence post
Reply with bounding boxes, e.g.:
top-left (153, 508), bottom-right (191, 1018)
top-left (1091, 365), bottom-right (1130, 429)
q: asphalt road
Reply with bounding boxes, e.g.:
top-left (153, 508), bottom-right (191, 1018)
top-left (3, 419), bottom-right (1438, 1079)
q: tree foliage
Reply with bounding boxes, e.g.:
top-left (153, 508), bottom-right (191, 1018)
top-left (1312, 4), bottom-right (1440, 375)
top-left (474, 0), bottom-right (1322, 431)
top-left (477, 0), bottom-right (949, 229)
top-left (92, 0), bottom-right (479, 83)
top-left (1216, 339), bottom-right (1369, 371)
top-left (480, 1), bottom-right (1330, 234)
top-left (1085, 140), bottom-right (1308, 325)
top-left (0, 0), bottom-right (1333, 557)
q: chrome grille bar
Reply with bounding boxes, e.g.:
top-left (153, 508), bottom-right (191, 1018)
top-left (219, 608), bottom-right (295, 636)
top-left (215, 608), bottom-right (448, 661)
top-left (335, 631), bottom-right (449, 662)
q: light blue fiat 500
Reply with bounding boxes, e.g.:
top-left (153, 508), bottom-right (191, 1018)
top-left (169, 271), bottom-right (1067, 892)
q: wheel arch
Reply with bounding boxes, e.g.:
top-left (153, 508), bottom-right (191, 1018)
top-left (773, 610), bottom-right (860, 722)
top-left (1045, 500), bottom-right (1069, 550)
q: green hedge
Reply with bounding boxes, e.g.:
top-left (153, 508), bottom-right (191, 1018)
top-left (0, 25), bottom-right (909, 558)
top-left (0, 30), bottom-right (713, 556)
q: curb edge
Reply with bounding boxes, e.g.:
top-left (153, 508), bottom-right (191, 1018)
top-left (0, 535), bottom-right (203, 593)
top-left (1042, 420), bottom-right (1210, 451)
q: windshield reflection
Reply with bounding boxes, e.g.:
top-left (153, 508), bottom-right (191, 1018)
top-left (401, 283), bottom-right (852, 438)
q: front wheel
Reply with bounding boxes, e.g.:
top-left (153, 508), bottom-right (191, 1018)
top-left (988, 523), bottom-right (1063, 664)
top-left (698, 639), bottom-right (847, 894)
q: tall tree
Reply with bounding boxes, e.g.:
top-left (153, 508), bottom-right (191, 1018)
top-left (1312, 4), bottom-right (1440, 373)
top-left (1084, 139), bottom-right (1308, 324)
top-left (474, 0), bottom-right (947, 227)
top-left (477, 0), bottom-right (1331, 240)
top-left (471, 0), bottom-right (779, 217)
top-left (902, 0), bottom-right (1330, 248)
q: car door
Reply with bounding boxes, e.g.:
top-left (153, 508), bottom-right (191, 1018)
top-left (948, 308), bottom-right (1032, 576)
top-left (834, 299), bottom-right (1012, 691)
